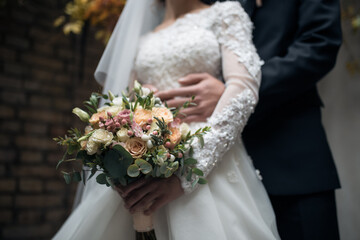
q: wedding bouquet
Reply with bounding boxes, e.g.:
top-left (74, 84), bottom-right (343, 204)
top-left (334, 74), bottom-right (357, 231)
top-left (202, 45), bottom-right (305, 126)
top-left (54, 81), bottom-right (209, 239)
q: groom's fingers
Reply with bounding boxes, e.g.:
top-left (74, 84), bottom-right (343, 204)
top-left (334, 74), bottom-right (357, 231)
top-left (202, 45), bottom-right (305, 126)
top-left (165, 97), bottom-right (191, 108)
top-left (155, 86), bottom-right (197, 101)
top-left (182, 114), bottom-right (206, 123)
top-left (178, 73), bottom-right (208, 86)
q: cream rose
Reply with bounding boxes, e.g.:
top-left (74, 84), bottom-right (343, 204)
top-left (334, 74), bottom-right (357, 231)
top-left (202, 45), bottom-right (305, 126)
top-left (86, 140), bottom-right (99, 155)
top-left (125, 138), bottom-right (147, 159)
top-left (116, 128), bottom-right (130, 142)
top-left (86, 129), bottom-right (114, 155)
top-left (180, 123), bottom-right (190, 140)
top-left (91, 129), bottom-right (113, 146)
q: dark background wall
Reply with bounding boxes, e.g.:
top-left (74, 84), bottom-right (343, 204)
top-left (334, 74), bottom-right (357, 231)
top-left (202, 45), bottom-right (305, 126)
top-left (0, 0), bottom-right (104, 239)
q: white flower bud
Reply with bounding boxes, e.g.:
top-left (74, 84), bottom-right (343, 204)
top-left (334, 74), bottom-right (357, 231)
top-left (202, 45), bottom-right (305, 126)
top-left (112, 97), bottom-right (122, 106)
top-left (169, 154), bottom-right (175, 162)
top-left (108, 90), bottom-right (115, 101)
top-left (147, 140), bottom-right (153, 149)
top-left (142, 87), bottom-right (151, 97)
top-left (141, 134), bottom-right (151, 142)
top-left (72, 107), bottom-right (90, 122)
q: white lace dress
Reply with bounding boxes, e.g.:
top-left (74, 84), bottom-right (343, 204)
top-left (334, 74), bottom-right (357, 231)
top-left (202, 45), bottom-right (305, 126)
top-left (53, 2), bottom-right (280, 239)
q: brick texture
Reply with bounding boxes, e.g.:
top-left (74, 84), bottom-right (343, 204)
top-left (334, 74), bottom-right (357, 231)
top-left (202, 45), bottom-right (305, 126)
top-left (0, 0), bottom-right (104, 239)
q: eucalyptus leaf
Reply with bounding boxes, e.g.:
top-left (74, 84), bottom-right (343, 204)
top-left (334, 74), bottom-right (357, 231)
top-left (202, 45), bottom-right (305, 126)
top-left (63, 173), bottom-right (71, 184)
top-left (106, 176), bottom-right (115, 188)
top-left (135, 159), bottom-right (152, 175)
top-left (118, 176), bottom-right (127, 186)
top-left (96, 173), bottom-right (107, 185)
top-left (160, 164), bottom-right (167, 174)
top-left (104, 148), bottom-right (133, 178)
top-left (72, 171), bottom-right (82, 182)
top-left (88, 166), bottom-right (97, 180)
top-left (127, 164), bottom-right (140, 177)
top-left (164, 169), bottom-right (172, 178)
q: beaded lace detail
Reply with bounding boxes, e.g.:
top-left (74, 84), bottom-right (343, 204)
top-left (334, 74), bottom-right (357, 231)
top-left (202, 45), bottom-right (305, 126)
top-left (179, 89), bottom-right (257, 193)
top-left (134, 2), bottom-right (262, 194)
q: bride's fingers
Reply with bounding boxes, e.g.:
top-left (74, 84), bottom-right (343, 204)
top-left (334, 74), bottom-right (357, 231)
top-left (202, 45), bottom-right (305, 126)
top-left (124, 182), bottom-right (156, 209)
top-left (144, 197), bottom-right (167, 215)
top-left (129, 192), bottom-right (158, 214)
top-left (122, 178), bottom-right (150, 198)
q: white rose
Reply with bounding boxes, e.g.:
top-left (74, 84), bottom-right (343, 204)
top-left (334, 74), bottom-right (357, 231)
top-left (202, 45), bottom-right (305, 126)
top-left (90, 129), bottom-right (113, 147)
top-left (141, 87), bottom-right (151, 97)
top-left (116, 128), bottom-right (129, 142)
top-left (112, 97), bottom-right (122, 106)
top-left (180, 123), bottom-right (190, 140)
top-left (86, 140), bottom-right (99, 155)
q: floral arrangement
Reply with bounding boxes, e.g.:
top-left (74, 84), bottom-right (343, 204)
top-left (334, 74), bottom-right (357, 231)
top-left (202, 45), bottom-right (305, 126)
top-left (54, 0), bottom-right (126, 43)
top-left (54, 81), bottom-right (210, 238)
top-left (54, 81), bottom-right (209, 189)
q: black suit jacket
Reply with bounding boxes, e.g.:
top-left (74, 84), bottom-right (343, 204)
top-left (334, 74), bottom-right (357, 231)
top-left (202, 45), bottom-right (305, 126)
top-left (213, 0), bottom-right (342, 195)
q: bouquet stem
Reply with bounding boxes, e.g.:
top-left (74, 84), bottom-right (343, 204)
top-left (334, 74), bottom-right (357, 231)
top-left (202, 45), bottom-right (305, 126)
top-left (135, 230), bottom-right (156, 240)
top-left (132, 211), bottom-right (156, 240)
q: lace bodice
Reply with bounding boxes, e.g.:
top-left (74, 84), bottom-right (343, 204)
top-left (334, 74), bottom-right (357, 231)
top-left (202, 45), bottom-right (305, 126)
top-left (134, 1), bottom-right (263, 193)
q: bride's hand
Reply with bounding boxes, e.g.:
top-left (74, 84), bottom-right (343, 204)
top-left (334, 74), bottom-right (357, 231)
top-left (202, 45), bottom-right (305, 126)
top-left (114, 175), bottom-right (184, 215)
top-left (156, 73), bottom-right (225, 123)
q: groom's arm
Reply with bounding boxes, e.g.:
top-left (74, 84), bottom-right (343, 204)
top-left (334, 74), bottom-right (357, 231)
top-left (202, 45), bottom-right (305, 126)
top-left (247, 0), bottom-right (342, 125)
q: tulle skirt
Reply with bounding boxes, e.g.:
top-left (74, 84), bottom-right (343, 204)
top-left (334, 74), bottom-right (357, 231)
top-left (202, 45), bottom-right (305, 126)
top-left (53, 138), bottom-right (280, 240)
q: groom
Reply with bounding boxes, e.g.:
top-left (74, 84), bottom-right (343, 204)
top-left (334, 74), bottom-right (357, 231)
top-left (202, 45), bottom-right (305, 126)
top-left (149, 0), bottom-right (342, 239)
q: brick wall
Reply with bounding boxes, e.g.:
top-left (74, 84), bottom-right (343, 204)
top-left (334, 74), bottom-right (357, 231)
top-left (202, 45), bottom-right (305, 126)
top-left (0, 1), bottom-right (104, 239)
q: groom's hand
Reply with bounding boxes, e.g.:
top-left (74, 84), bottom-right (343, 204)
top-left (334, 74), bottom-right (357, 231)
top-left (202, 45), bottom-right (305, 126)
top-left (156, 73), bottom-right (225, 123)
top-left (114, 175), bottom-right (184, 215)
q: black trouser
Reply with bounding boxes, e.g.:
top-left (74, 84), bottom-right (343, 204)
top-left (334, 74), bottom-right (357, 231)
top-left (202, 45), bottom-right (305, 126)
top-left (269, 190), bottom-right (340, 240)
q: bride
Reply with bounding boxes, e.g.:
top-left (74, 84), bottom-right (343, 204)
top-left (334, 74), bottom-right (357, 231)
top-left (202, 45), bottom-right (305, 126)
top-left (54, 0), bottom-right (280, 239)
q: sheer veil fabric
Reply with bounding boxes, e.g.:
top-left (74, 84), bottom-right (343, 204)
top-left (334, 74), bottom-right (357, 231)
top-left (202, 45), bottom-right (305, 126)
top-left (54, 0), bottom-right (281, 239)
top-left (95, 0), bottom-right (164, 96)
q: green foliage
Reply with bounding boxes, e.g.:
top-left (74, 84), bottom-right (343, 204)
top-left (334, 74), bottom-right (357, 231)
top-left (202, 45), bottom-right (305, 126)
top-left (154, 117), bottom-right (171, 136)
top-left (104, 145), bottom-right (133, 179)
top-left (171, 96), bottom-right (196, 118)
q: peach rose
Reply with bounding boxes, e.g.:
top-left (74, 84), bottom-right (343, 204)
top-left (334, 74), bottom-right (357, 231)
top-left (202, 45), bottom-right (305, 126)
top-left (125, 137), bottom-right (147, 159)
top-left (152, 107), bottom-right (173, 124)
top-left (167, 126), bottom-right (181, 145)
top-left (89, 111), bottom-right (107, 126)
top-left (134, 108), bottom-right (152, 127)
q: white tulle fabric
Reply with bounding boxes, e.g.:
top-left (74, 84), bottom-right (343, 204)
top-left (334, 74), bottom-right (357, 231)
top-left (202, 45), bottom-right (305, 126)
top-left (53, 1), bottom-right (279, 240)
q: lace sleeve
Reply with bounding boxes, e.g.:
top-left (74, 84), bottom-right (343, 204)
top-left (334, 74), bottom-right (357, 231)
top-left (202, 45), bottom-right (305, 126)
top-left (179, 2), bottom-right (263, 194)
